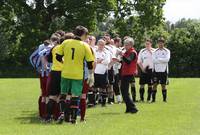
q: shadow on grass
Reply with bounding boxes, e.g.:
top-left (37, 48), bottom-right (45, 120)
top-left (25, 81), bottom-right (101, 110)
top-left (14, 111), bottom-right (41, 124)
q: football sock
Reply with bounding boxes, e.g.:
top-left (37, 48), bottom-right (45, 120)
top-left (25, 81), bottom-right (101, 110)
top-left (152, 90), bottom-right (157, 102)
top-left (46, 99), bottom-right (56, 119)
top-left (147, 87), bottom-right (152, 101)
top-left (139, 88), bottom-right (145, 101)
top-left (80, 98), bottom-right (86, 121)
top-left (162, 89), bottom-right (167, 102)
top-left (131, 86), bottom-right (136, 102)
top-left (70, 97), bottom-right (80, 123)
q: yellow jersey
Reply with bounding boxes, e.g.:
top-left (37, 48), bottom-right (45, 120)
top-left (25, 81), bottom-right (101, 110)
top-left (57, 39), bottom-right (94, 80)
top-left (51, 45), bottom-right (63, 71)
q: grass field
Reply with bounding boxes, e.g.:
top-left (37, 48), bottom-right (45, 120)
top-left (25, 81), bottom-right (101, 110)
top-left (0, 78), bottom-right (200, 135)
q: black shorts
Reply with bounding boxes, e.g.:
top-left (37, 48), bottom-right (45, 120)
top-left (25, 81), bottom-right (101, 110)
top-left (108, 68), bottom-right (114, 84)
top-left (153, 72), bottom-right (168, 85)
top-left (94, 73), bottom-right (108, 89)
top-left (139, 69), bottom-right (153, 85)
top-left (48, 71), bottom-right (61, 96)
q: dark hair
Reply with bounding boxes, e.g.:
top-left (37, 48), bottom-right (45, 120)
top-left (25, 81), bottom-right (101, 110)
top-left (158, 37), bottom-right (165, 43)
top-left (43, 39), bottom-right (51, 46)
top-left (60, 32), bottom-right (74, 43)
top-left (55, 30), bottom-right (65, 37)
top-left (50, 34), bottom-right (60, 44)
top-left (146, 38), bottom-right (152, 43)
top-left (73, 26), bottom-right (88, 37)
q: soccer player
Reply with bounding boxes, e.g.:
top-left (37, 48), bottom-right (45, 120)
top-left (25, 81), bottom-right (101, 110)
top-left (94, 39), bottom-right (110, 106)
top-left (113, 37), bottom-right (123, 103)
top-left (38, 35), bottom-right (59, 119)
top-left (45, 33), bottom-right (74, 122)
top-left (103, 34), bottom-right (116, 104)
top-left (56, 26), bottom-right (94, 124)
top-left (152, 37), bottom-right (170, 102)
top-left (137, 39), bottom-right (155, 102)
top-left (120, 37), bottom-right (138, 114)
top-left (86, 35), bottom-right (97, 108)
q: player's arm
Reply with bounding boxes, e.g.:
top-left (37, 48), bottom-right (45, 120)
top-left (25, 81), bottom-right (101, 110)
top-left (47, 49), bottom-right (53, 63)
top-left (56, 43), bottom-right (64, 62)
top-left (157, 50), bottom-right (171, 63)
top-left (137, 50), bottom-right (145, 72)
top-left (122, 52), bottom-right (136, 64)
top-left (84, 44), bottom-right (95, 86)
top-left (101, 53), bottom-right (110, 65)
top-left (152, 51), bottom-right (159, 64)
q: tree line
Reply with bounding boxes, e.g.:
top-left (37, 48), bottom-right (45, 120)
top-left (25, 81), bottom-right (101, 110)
top-left (0, 0), bottom-right (199, 77)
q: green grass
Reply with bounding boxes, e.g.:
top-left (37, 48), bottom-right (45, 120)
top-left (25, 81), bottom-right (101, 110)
top-left (0, 78), bottom-right (200, 135)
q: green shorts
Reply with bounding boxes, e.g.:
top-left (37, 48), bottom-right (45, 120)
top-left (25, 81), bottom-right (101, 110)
top-left (61, 77), bottom-right (83, 96)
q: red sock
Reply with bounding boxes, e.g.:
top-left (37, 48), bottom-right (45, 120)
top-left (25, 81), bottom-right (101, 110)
top-left (41, 102), bottom-right (47, 118)
top-left (38, 96), bottom-right (42, 118)
top-left (53, 103), bottom-right (60, 120)
top-left (80, 98), bottom-right (86, 121)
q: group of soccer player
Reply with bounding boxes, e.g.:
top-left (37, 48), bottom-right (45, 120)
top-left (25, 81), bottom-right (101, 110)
top-left (34, 25), bottom-right (170, 124)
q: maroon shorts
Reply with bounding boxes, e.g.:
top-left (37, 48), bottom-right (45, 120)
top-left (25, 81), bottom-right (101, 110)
top-left (82, 80), bottom-right (89, 94)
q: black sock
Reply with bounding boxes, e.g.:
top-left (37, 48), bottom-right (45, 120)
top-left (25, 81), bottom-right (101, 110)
top-left (64, 99), bottom-right (71, 122)
top-left (46, 99), bottom-right (56, 119)
top-left (101, 90), bottom-right (107, 106)
top-left (70, 97), bottom-right (80, 122)
top-left (131, 86), bottom-right (136, 102)
top-left (88, 91), bottom-right (95, 106)
top-left (162, 89), bottom-right (167, 102)
top-left (147, 87), bottom-right (152, 101)
top-left (139, 88), bottom-right (145, 101)
top-left (152, 90), bottom-right (157, 102)
top-left (59, 100), bottom-right (66, 115)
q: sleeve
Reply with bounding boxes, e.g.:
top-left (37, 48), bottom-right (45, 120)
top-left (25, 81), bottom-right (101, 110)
top-left (157, 50), bottom-right (170, 63)
top-left (56, 42), bottom-right (64, 55)
top-left (101, 53), bottom-right (111, 65)
top-left (84, 43), bottom-right (95, 62)
top-left (123, 52), bottom-right (136, 64)
top-left (47, 49), bottom-right (53, 63)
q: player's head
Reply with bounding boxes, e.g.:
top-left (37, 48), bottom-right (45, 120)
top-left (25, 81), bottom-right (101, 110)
top-left (50, 34), bottom-right (60, 45)
top-left (114, 37), bottom-right (122, 47)
top-left (97, 39), bottom-right (106, 51)
top-left (124, 37), bottom-right (134, 51)
top-left (145, 38), bottom-right (152, 49)
top-left (60, 32), bottom-right (74, 44)
top-left (55, 30), bottom-right (65, 37)
top-left (157, 37), bottom-right (165, 49)
top-left (110, 39), bottom-right (114, 45)
top-left (43, 39), bottom-right (51, 46)
top-left (103, 33), bottom-right (111, 45)
top-left (73, 26), bottom-right (89, 41)
top-left (88, 36), bottom-right (96, 46)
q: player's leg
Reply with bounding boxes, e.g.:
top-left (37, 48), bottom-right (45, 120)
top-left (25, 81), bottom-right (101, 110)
top-left (80, 79), bottom-right (89, 122)
top-left (147, 70), bottom-right (153, 102)
top-left (107, 69), bottom-right (114, 104)
top-left (113, 73), bottom-right (121, 103)
top-left (70, 79), bottom-right (83, 124)
top-left (161, 72), bottom-right (168, 102)
top-left (57, 77), bottom-right (70, 124)
top-left (152, 72), bottom-right (159, 103)
top-left (39, 74), bottom-right (48, 119)
top-left (139, 72), bottom-right (145, 102)
top-left (46, 71), bottom-right (61, 121)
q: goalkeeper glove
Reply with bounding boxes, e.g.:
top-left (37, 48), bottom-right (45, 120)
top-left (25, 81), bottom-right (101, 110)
top-left (87, 70), bottom-right (94, 87)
